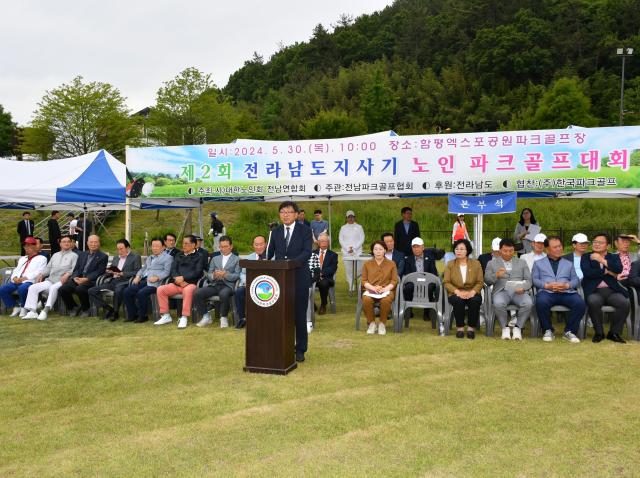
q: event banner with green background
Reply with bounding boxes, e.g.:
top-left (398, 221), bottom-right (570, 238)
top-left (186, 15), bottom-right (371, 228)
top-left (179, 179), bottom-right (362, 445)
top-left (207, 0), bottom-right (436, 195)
top-left (126, 126), bottom-right (640, 198)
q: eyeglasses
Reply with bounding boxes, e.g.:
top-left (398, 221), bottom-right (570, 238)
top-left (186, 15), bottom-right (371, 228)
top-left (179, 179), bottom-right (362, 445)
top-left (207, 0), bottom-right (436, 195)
top-left (279, 210), bottom-right (296, 215)
top-left (592, 240), bottom-right (607, 245)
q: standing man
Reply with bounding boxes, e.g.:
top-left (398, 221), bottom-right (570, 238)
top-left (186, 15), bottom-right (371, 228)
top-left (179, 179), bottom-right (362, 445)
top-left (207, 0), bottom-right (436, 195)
top-left (338, 210), bottom-right (365, 293)
top-left (209, 212), bottom-right (226, 252)
top-left (58, 235), bottom-right (108, 317)
top-left (310, 209), bottom-right (329, 245)
top-left (164, 233), bottom-right (178, 257)
top-left (233, 235), bottom-right (267, 329)
top-left (194, 235), bottom-right (241, 328)
top-left (394, 206), bottom-right (420, 257)
top-left (311, 233), bottom-right (338, 315)
top-left (67, 213), bottom-right (78, 243)
top-left (88, 239), bottom-right (142, 321)
top-left (297, 209), bottom-right (311, 227)
top-left (17, 211), bottom-right (35, 255)
top-left (267, 201), bottom-right (313, 363)
top-left (47, 211), bottom-right (62, 255)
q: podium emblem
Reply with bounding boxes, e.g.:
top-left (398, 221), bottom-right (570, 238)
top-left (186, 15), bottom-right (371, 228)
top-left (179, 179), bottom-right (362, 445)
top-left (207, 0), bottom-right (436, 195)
top-left (249, 275), bottom-right (281, 307)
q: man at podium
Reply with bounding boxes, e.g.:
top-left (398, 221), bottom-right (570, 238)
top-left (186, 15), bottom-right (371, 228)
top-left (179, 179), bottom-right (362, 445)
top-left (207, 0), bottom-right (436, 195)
top-left (267, 201), bottom-right (313, 363)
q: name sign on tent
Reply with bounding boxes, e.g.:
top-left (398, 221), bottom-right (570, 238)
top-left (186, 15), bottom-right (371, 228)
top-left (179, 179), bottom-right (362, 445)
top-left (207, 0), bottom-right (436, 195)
top-left (126, 126), bottom-right (640, 198)
top-left (448, 192), bottom-right (517, 215)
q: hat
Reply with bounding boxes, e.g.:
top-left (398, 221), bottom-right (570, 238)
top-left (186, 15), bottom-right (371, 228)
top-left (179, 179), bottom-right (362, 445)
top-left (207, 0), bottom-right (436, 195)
top-left (345, 210), bottom-right (355, 217)
top-left (411, 237), bottom-right (424, 246)
top-left (22, 236), bottom-right (37, 245)
top-left (457, 213), bottom-right (465, 217)
top-left (210, 212), bottom-right (217, 217)
top-left (572, 233), bottom-right (589, 243)
top-left (533, 233), bottom-right (547, 243)
top-left (491, 237), bottom-right (502, 251)
top-left (195, 235), bottom-right (203, 241)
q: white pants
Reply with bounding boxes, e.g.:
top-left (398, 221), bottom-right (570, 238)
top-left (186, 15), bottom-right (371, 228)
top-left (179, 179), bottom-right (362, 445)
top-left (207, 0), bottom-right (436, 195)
top-left (24, 280), bottom-right (63, 310)
top-left (343, 258), bottom-right (362, 291)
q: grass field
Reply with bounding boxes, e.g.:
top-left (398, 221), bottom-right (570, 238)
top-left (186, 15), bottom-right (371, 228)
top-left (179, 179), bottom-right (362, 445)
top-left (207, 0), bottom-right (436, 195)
top-left (1, 264), bottom-right (639, 477)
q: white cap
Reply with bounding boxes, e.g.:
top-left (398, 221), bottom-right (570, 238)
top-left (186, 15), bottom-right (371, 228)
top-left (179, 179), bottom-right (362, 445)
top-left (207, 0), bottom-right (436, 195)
top-left (533, 233), bottom-right (547, 243)
top-left (572, 233), bottom-right (589, 243)
top-left (457, 213), bottom-right (465, 217)
top-left (491, 237), bottom-right (502, 251)
top-left (411, 237), bottom-right (424, 246)
top-left (345, 210), bottom-right (355, 217)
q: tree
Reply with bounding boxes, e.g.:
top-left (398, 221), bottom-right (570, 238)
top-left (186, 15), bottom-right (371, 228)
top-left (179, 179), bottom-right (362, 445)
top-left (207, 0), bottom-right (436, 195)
top-left (29, 76), bottom-right (138, 159)
top-left (300, 109), bottom-right (366, 139)
top-left (0, 105), bottom-right (15, 157)
top-left (361, 70), bottom-right (396, 133)
top-left (530, 77), bottom-right (598, 129)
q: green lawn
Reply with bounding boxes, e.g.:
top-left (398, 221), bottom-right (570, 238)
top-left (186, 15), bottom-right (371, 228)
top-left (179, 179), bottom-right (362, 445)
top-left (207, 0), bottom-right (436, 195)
top-left (1, 265), bottom-right (639, 477)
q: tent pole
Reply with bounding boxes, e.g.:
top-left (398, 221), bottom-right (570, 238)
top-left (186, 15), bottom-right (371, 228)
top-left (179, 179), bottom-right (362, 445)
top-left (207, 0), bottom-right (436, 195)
top-left (327, 196), bottom-right (332, 247)
top-left (637, 197), bottom-right (640, 237)
top-left (198, 199), bottom-right (203, 241)
top-left (125, 197), bottom-right (131, 243)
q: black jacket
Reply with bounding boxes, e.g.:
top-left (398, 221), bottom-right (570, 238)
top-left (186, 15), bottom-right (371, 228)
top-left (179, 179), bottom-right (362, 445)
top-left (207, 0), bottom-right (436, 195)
top-left (70, 250), bottom-right (108, 283)
top-left (404, 251), bottom-right (438, 277)
top-left (170, 251), bottom-right (206, 284)
top-left (394, 220), bottom-right (421, 257)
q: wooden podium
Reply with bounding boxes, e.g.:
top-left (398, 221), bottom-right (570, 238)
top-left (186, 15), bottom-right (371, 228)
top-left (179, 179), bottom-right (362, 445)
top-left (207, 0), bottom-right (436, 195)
top-left (240, 259), bottom-right (299, 375)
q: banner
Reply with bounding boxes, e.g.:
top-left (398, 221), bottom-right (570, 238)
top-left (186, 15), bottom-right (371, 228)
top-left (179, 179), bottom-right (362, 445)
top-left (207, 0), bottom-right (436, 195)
top-left (126, 126), bottom-right (640, 198)
top-left (448, 192), bottom-right (516, 215)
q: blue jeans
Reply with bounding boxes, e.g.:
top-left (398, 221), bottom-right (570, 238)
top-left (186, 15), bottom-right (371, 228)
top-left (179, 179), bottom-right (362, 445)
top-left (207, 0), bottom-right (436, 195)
top-left (535, 291), bottom-right (586, 334)
top-left (0, 281), bottom-right (33, 308)
top-left (123, 280), bottom-right (157, 320)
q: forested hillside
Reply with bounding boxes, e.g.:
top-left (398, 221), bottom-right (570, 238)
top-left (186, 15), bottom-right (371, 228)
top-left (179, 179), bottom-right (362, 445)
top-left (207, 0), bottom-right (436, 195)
top-left (224, 0), bottom-right (640, 139)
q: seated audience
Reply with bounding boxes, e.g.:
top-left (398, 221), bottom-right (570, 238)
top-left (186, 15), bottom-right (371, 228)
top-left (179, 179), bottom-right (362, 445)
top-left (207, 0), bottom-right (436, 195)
top-left (477, 237), bottom-right (501, 274)
top-left (194, 235), bottom-right (240, 328)
top-left (22, 235), bottom-right (78, 320)
top-left (154, 234), bottom-right (206, 329)
top-left (234, 235), bottom-right (267, 329)
top-left (381, 232), bottom-right (405, 278)
top-left (88, 239), bottom-right (141, 321)
top-left (484, 238), bottom-right (533, 340)
top-left (443, 239), bottom-right (484, 339)
top-left (164, 233), bottom-right (178, 257)
top-left (581, 232), bottom-right (629, 343)
top-left (123, 237), bottom-right (173, 323)
top-left (563, 233), bottom-right (589, 280)
top-left (1, 237), bottom-right (48, 317)
top-left (521, 233), bottom-right (547, 273)
top-left (532, 235), bottom-right (585, 343)
top-left (34, 237), bottom-right (50, 262)
top-left (361, 240), bottom-right (399, 336)
top-left (613, 233), bottom-right (638, 286)
top-left (58, 235), bottom-right (108, 317)
top-left (310, 233), bottom-right (338, 315)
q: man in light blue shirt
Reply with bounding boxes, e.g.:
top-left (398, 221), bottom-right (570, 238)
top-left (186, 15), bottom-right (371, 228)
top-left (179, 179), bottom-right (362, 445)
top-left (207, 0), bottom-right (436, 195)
top-left (310, 209), bottom-right (329, 244)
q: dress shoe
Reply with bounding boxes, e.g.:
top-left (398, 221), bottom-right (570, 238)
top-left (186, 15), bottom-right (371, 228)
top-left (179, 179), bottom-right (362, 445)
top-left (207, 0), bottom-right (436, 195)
top-left (295, 351), bottom-right (305, 362)
top-left (318, 304), bottom-right (326, 315)
top-left (606, 332), bottom-right (626, 344)
top-left (104, 308), bottom-right (114, 320)
top-left (592, 333), bottom-right (605, 343)
top-left (68, 306), bottom-right (81, 317)
top-left (467, 330), bottom-right (476, 339)
top-left (134, 317), bottom-right (148, 323)
top-left (79, 310), bottom-right (90, 318)
top-left (234, 318), bottom-right (246, 329)
top-left (123, 316), bottom-right (136, 322)
top-left (456, 331), bottom-right (464, 339)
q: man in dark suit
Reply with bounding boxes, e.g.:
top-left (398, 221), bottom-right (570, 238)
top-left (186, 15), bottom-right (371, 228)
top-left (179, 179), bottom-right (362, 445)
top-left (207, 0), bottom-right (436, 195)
top-left (76, 213), bottom-right (93, 251)
top-left (403, 237), bottom-right (439, 319)
top-left (267, 201), bottom-right (313, 363)
top-left (58, 234), bottom-right (108, 317)
top-left (393, 206), bottom-right (420, 257)
top-left (311, 233), bottom-right (338, 315)
top-left (381, 232), bottom-right (405, 278)
top-left (17, 211), bottom-right (35, 255)
top-left (48, 211), bottom-right (62, 255)
top-left (88, 238), bottom-right (142, 321)
top-left (164, 233), bottom-right (179, 257)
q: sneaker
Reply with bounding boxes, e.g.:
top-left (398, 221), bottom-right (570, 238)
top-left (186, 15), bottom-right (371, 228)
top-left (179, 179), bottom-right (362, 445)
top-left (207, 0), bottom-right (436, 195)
top-left (177, 316), bottom-right (188, 329)
top-left (23, 311), bottom-right (39, 320)
top-left (154, 313), bottom-right (173, 325)
top-left (542, 330), bottom-right (555, 342)
top-left (587, 318), bottom-right (594, 328)
top-left (37, 310), bottom-right (48, 321)
top-left (18, 307), bottom-right (28, 318)
top-left (196, 313), bottom-right (212, 327)
top-left (367, 322), bottom-right (377, 334)
top-left (508, 317), bottom-right (517, 327)
top-left (220, 317), bottom-right (229, 328)
top-left (563, 331), bottom-right (580, 343)
top-left (501, 327), bottom-right (511, 340)
top-left (307, 321), bottom-right (313, 333)
top-left (378, 322), bottom-right (387, 335)
top-left (9, 307), bottom-right (21, 317)
top-left (512, 327), bottom-right (523, 341)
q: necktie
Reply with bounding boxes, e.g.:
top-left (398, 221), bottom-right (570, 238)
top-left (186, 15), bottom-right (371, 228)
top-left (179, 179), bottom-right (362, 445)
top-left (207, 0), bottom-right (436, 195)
top-left (26, 220), bottom-right (30, 235)
top-left (319, 250), bottom-right (325, 267)
top-left (285, 227), bottom-right (290, 248)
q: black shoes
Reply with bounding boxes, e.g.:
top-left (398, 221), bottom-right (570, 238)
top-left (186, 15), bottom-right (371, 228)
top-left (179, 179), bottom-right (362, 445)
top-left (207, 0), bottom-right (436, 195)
top-left (467, 330), bottom-right (476, 340)
top-left (606, 332), bottom-right (626, 344)
top-left (295, 351), bottom-right (305, 362)
top-left (234, 318), bottom-right (246, 329)
top-left (69, 306), bottom-right (81, 317)
top-left (318, 304), bottom-right (327, 315)
top-left (123, 315), bottom-right (136, 322)
top-left (134, 317), bottom-right (148, 323)
top-left (592, 333), bottom-right (605, 343)
top-left (456, 331), bottom-right (464, 339)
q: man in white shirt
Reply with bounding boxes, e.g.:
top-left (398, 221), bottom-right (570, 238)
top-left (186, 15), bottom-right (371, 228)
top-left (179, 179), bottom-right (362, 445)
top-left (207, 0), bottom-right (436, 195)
top-left (338, 210), bottom-right (365, 292)
top-left (22, 235), bottom-right (78, 320)
top-left (1, 237), bottom-right (48, 317)
top-left (562, 233), bottom-right (589, 281)
top-left (521, 233), bottom-right (547, 273)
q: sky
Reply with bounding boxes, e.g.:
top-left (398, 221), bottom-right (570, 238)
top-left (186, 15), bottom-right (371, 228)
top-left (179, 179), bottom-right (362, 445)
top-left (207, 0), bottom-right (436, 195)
top-left (0, 0), bottom-right (394, 126)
